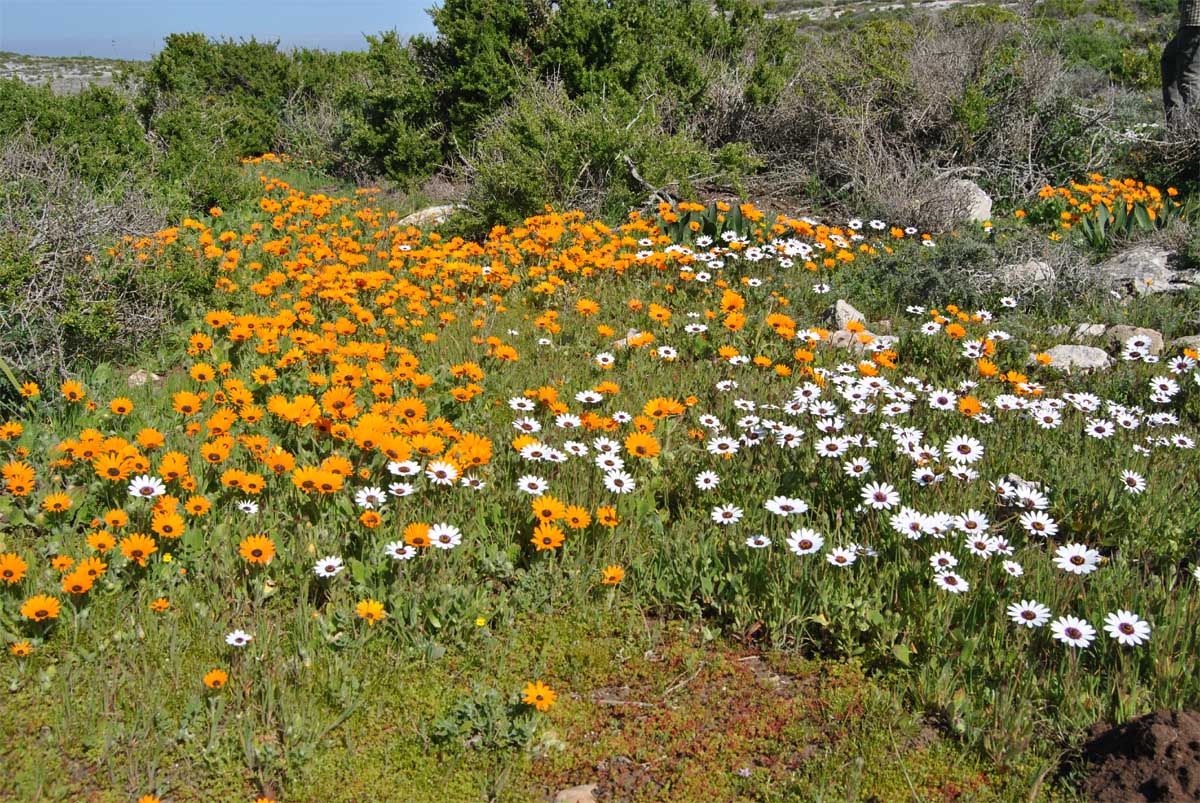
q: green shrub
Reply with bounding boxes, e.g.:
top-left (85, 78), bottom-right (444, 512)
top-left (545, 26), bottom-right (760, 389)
top-left (336, 31), bottom-right (440, 187)
top-left (0, 80), bottom-right (151, 190)
top-left (459, 81), bottom-right (751, 233)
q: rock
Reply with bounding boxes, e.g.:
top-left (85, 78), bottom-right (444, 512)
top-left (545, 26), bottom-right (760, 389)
top-left (1048, 324), bottom-right (1070, 338)
top-left (396, 204), bottom-right (460, 229)
top-left (1106, 325), bottom-right (1163, 355)
top-left (1033, 344), bottom-right (1111, 372)
top-left (1072, 323), bottom-right (1107, 339)
top-left (872, 319), bottom-right (893, 335)
top-left (825, 299), bottom-right (866, 330)
top-left (611, 328), bottom-right (642, 349)
top-left (920, 178), bottom-right (993, 227)
top-left (126, 369), bottom-right (162, 388)
top-left (827, 330), bottom-right (858, 349)
top-left (554, 785), bottom-right (599, 803)
top-left (1095, 245), bottom-right (1200, 296)
top-left (1170, 334), bottom-right (1200, 352)
top-left (996, 259), bottom-right (1055, 290)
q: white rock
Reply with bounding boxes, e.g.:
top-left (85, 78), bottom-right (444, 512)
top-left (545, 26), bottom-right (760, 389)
top-left (126, 369), bottom-right (162, 388)
top-left (996, 259), bottom-right (1055, 290)
top-left (1072, 323), bottom-right (1107, 339)
top-left (555, 785), bottom-right (598, 803)
top-left (927, 178), bottom-right (992, 225)
top-left (826, 300), bottom-right (866, 330)
top-left (396, 204), bottom-right (460, 229)
top-left (1034, 345), bottom-right (1111, 372)
top-left (1169, 334), bottom-right (1200, 352)
top-left (1095, 246), bottom-right (1200, 296)
top-left (1106, 325), bottom-right (1163, 355)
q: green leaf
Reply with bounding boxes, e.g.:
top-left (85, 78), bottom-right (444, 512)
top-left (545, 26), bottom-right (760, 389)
top-left (892, 643), bottom-right (911, 666)
top-left (1133, 204), bottom-right (1152, 232)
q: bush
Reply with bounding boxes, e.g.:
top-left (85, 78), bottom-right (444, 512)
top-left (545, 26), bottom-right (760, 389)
top-left (0, 137), bottom-right (207, 385)
top-left (458, 80), bottom-right (754, 233)
top-left (0, 80), bottom-right (151, 190)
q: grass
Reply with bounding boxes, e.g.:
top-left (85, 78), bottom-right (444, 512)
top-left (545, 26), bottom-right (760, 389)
top-left (2, 600), bottom-right (1070, 802)
top-left (0, 160), bottom-right (1198, 801)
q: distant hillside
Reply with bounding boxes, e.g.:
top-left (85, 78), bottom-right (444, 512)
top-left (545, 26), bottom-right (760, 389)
top-left (0, 52), bottom-right (139, 94)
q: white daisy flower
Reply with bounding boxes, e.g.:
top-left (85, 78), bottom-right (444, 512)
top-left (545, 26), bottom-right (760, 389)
top-left (1007, 599), bottom-right (1051, 628)
top-left (826, 547), bottom-right (858, 566)
top-left (934, 572), bottom-right (969, 593)
top-left (385, 541), bottom-right (417, 561)
top-left (603, 471), bottom-right (636, 494)
top-left (313, 556), bottom-right (344, 578)
top-left (1103, 610), bottom-right (1151, 647)
top-left (354, 486), bottom-right (386, 509)
top-left (425, 461), bottom-right (459, 486)
top-left (1050, 615), bottom-right (1096, 648)
top-left (1053, 543), bottom-right (1101, 575)
top-left (786, 529), bottom-right (824, 556)
top-left (225, 629), bottom-right (253, 647)
top-left (128, 474), bottom-right (166, 499)
top-left (428, 522), bottom-right (462, 550)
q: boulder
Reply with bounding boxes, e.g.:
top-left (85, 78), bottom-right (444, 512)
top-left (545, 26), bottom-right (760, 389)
top-left (396, 204), bottom-right (460, 229)
top-left (1033, 344), bottom-right (1111, 372)
top-left (827, 330), bottom-right (858, 349)
top-left (1072, 323), bottom-right (1107, 339)
top-left (996, 259), bottom-right (1055, 291)
top-left (1106, 325), bottom-right (1164, 355)
top-left (611, 328), bottom-right (642, 350)
top-left (824, 299), bottom-right (866, 330)
top-left (1170, 334), bottom-right (1200, 352)
top-left (555, 785), bottom-right (599, 803)
top-left (126, 369), bottom-right (163, 388)
top-left (1095, 246), bottom-right (1200, 296)
top-left (919, 178), bottom-right (993, 228)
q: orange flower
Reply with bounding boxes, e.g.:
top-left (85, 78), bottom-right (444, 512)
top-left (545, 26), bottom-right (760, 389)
top-left (601, 565), bottom-right (625, 585)
top-left (596, 506), bottom-right (620, 527)
top-left (531, 495), bottom-right (566, 523)
top-left (203, 668), bottom-right (228, 689)
top-left (403, 522), bottom-right (432, 548)
top-left (60, 380), bottom-right (85, 402)
top-left (20, 594), bottom-right (61, 621)
top-left (120, 533), bottom-right (158, 566)
top-left (958, 397), bottom-right (983, 417)
top-left (522, 680), bottom-right (557, 712)
top-left (531, 523), bottom-right (565, 551)
top-left (0, 552), bottom-right (28, 583)
top-left (624, 432), bottom-right (660, 459)
top-left (41, 492), bottom-right (72, 513)
top-left (356, 598), bottom-right (387, 625)
top-left (239, 535), bottom-right (276, 565)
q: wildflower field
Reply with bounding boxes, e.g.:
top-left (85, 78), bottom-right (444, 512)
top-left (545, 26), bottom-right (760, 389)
top-left (2, 158), bottom-right (1199, 803)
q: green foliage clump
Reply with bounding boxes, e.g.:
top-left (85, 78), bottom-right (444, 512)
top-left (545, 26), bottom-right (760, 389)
top-left (459, 81), bottom-right (757, 234)
top-left (0, 80), bottom-right (150, 190)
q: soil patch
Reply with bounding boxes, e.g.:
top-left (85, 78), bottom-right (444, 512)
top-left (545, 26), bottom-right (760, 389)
top-left (1080, 709), bottom-right (1200, 802)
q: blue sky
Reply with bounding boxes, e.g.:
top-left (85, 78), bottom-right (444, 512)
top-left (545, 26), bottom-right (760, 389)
top-left (0, 0), bottom-right (438, 59)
